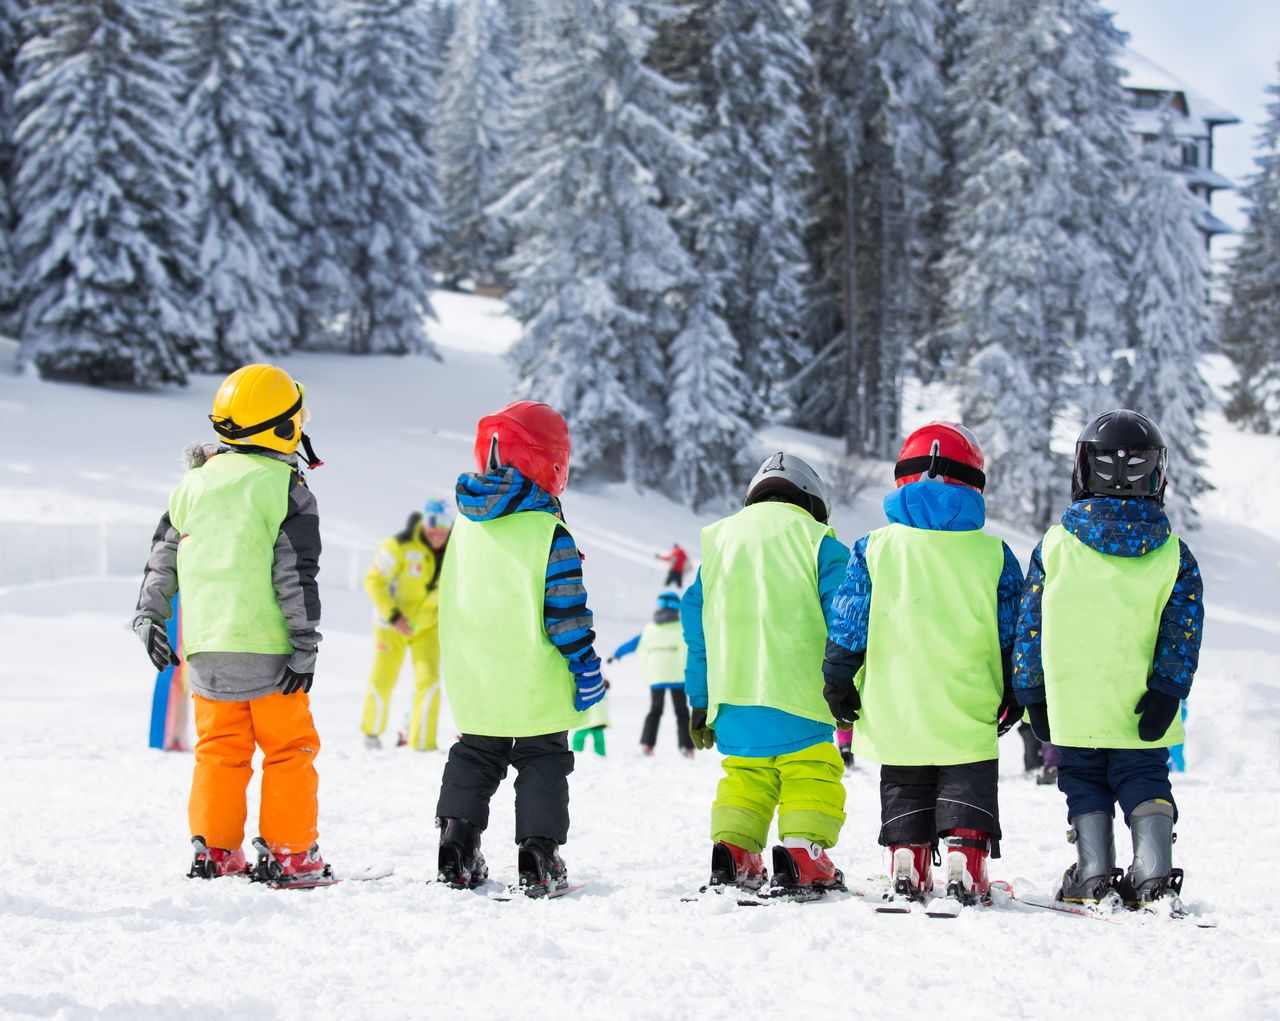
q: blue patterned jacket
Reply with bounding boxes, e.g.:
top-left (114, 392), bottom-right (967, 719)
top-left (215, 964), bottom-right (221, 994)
top-left (1012, 498), bottom-right (1203, 706)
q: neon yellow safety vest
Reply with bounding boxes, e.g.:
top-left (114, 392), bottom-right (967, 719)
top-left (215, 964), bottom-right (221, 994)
top-left (440, 511), bottom-right (583, 737)
top-left (638, 619), bottom-right (686, 686)
top-left (852, 524), bottom-right (1006, 766)
top-left (700, 502), bottom-right (834, 728)
top-left (168, 451), bottom-right (294, 656)
top-left (1040, 523), bottom-right (1183, 748)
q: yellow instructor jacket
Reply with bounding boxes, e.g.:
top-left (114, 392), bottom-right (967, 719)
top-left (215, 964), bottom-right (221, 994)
top-left (364, 527), bottom-right (447, 631)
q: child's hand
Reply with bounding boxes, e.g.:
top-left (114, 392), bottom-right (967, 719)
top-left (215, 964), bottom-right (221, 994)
top-left (1134, 689), bottom-right (1180, 742)
top-left (823, 680), bottom-right (861, 729)
top-left (574, 661), bottom-right (606, 711)
top-left (689, 709), bottom-right (715, 749)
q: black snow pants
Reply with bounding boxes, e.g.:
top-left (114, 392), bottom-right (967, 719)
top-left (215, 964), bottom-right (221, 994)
top-left (640, 687), bottom-right (693, 750)
top-left (436, 732), bottom-right (574, 844)
top-left (879, 759), bottom-right (1001, 856)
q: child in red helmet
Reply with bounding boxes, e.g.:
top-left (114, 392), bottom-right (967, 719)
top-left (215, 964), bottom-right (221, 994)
top-left (433, 401), bottom-right (606, 897)
top-left (822, 422), bottom-right (1025, 907)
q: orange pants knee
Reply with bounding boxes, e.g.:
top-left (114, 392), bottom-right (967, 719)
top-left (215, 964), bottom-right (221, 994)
top-left (190, 692), bottom-right (321, 852)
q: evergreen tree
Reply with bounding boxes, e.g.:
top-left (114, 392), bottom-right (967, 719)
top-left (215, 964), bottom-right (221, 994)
top-left (939, 0), bottom-right (1136, 528)
top-left (1221, 62), bottom-right (1280, 432)
top-left (333, 0), bottom-right (440, 355)
top-left (0, 0), bottom-right (21, 334)
top-left (497, 0), bottom-right (696, 485)
top-left (1118, 122), bottom-right (1214, 524)
top-left (176, 0), bottom-right (297, 369)
top-left (436, 0), bottom-right (513, 289)
top-left (14, 0), bottom-right (199, 385)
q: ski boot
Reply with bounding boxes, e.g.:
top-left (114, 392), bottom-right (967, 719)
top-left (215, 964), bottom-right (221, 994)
top-left (1056, 812), bottom-right (1122, 907)
top-left (518, 837), bottom-right (568, 898)
top-left (362, 733), bottom-right (382, 751)
top-left (187, 836), bottom-right (248, 879)
top-left (641, 745), bottom-right (655, 757)
top-left (888, 843), bottom-right (935, 901)
top-left (769, 840), bottom-right (845, 897)
top-left (942, 829), bottom-right (992, 905)
top-left (436, 817), bottom-right (489, 889)
top-left (838, 744), bottom-right (854, 772)
top-left (681, 748), bottom-right (695, 760)
top-left (1036, 764), bottom-right (1059, 786)
top-left (707, 841), bottom-right (767, 891)
top-left (1115, 799), bottom-right (1184, 912)
top-left (250, 837), bottom-right (334, 888)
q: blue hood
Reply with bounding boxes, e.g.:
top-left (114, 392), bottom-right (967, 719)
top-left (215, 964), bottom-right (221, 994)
top-left (1060, 498), bottom-right (1171, 558)
top-left (884, 480), bottom-right (986, 531)
top-left (455, 467), bottom-right (561, 522)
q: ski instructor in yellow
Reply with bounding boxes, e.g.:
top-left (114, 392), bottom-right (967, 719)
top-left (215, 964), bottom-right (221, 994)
top-left (359, 500), bottom-right (452, 751)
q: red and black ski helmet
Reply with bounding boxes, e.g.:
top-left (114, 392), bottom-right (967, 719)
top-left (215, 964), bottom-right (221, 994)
top-left (474, 401), bottom-right (571, 497)
top-left (894, 421), bottom-right (985, 492)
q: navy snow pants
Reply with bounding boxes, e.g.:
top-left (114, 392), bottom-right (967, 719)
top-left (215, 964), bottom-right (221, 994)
top-left (1056, 747), bottom-right (1175, 823)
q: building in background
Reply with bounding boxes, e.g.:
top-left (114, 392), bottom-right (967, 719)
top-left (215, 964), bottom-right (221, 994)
top-left (1120, 47), bottom-right (1240, 251)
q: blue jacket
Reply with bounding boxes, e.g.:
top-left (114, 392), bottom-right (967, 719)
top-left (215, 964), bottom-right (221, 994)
top-left (455, 467), bottom-right (602, 683)
top-left (1013, 498), bottom-right (1203, 706)
top-left (827, 481), bottom-right (1024, 658)
top-left (683, 532), bottom-right (850, 758)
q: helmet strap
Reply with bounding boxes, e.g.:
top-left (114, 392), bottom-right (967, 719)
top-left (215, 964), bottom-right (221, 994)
top-left (894, 454), bottom-right (985, 491)
top-left (300, 432), bottom-right (324, 470)
top-left (487, 433), bottom-right (501, 474)
top-left (210, 393), bottom-right (303, 442)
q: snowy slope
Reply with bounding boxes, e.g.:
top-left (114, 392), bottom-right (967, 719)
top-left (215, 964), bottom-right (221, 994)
top-left (0, 294), bottom-right (1277, 1020)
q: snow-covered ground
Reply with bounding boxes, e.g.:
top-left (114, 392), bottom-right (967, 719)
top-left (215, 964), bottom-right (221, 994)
top-left (1, 293), bottom-right (1277, 1020)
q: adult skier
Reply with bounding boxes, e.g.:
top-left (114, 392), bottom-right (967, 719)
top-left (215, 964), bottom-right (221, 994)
top-left (608, 591), bottom-right (693, 757)
top-left (434, 401), bottom-right (606, 896)
top-left (1014, 410), bottom-right (1203, 910)
top-left (133, 364), bottom-right (328, 886)
top-left (684, 452), bottom-right (851, 895)
top-left (655, 542), bottom-right (690, 588)
top-left (822, 423), bottom-right (1024, 907)
top-left (359, 499), bottom-right (452, 751)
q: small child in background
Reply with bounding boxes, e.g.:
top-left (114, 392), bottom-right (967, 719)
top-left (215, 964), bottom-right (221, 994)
top-left (608, 591), bottom-right (692, 758)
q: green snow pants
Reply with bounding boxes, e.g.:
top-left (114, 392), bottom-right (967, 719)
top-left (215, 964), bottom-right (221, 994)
top-left (711, 740), bottom-right (846, 852)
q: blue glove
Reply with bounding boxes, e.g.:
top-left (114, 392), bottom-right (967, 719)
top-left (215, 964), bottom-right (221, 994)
top-left (573, 659), bottom-right (606, 711)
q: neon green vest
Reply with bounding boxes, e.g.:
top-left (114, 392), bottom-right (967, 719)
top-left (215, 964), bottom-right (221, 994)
top-left (168, 452), bottom-right (294, 656)
top-left (638, 620), bottom-right (686, 686)
top-left (852, 524), bottom-right (1006, 766)
top-left (1041, 524), bottom-right (1183, 748)
top-left (700, 502), bottom-right (834, 728)
top-left (440, 511), bottom-right (581, 737)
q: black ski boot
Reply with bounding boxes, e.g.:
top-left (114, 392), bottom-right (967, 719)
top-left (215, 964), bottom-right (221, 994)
top-left (1056, 812), bottom-right (1121, 907)
top-left (436, 817), bottom-right (488, 889)
top-left (1115, 799), bottom-right (1184, 911)
top-left (517, 837), bottom-right (568, 898)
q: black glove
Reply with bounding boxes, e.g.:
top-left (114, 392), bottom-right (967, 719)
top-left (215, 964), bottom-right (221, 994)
top-left (1135, 688), bottom-right (1180, 742)
top-left (1027, 702), bottom-right (1051, 743)
top-left (606, 656), bottom-right (616, 665)
top-left (823, 680), bottom-right (861, 729)
top-left (689, 708), bottom-right (715, 750)
top-left (278, 666), bottom-right (314, 695)
top-left (997, 689), bottom-right (1024, 736)
top-left (139, 621), bottom-right (180, 671)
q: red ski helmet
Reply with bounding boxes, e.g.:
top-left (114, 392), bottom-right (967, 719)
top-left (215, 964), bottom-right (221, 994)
top-left (473, 400), bottom-right (571, 497)
top-left (894, 421), bottom-right (986, 492)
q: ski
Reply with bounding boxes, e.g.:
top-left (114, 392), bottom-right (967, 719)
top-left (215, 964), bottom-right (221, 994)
top-left (489, 881), bottom-right (589, 902)
top-left (334, 863), bottom-right (395, 882)
top-left (1015, 890), bottom-right (1215, 927)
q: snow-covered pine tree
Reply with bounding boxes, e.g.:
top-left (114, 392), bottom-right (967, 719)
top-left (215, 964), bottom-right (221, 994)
top-left (14, 0), bottom-right (200, 385)
top-left (0, 0), bottom-right (21, 334)
top-left (1221, 62), bottom-right (1280, 433)
top-left (332, 0), bottom-right (439, 355)
top-left (272, 0), bottom-right (347, 350)
top-left (436, 0), bottom-right (513, 290)
top-left (175, 0), bottom-right (297, 369)
top-left (1118, 119), bottom-right (1214, 524)
top-left (497, 0), bottom-right (697, 486)
top-left (938, 0), bottom-right (1136, 528)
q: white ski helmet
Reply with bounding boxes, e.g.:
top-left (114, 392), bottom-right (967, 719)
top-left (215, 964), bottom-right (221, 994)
top-left (745, 451), bottom-right (831, 524)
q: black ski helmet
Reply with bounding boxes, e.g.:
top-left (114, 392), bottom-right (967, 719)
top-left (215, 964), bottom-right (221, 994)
top-left (1072, 410), bottom-right (1168, 504)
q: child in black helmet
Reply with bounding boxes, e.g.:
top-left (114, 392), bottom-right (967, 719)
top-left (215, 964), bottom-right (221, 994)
top-left (1013, 409), bottom-right (1204, 911)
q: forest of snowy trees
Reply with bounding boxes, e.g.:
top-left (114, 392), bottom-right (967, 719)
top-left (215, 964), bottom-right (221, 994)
top-left (0, 0), bottom-right (1271, 528)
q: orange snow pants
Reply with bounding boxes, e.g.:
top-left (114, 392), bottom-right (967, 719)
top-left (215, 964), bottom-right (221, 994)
top-left (190, 692), bottom-right (321, 853)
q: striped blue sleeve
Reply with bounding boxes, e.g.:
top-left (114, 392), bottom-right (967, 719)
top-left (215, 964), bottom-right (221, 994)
top-left (817, 534), bottom-right (852, 628)
top-left (997, 542), bottom-right (1024, 651)
top-left (681, 569), bottom-right (707, 709)
top-left (612, 634), bottom-right (641, 660)
top-left (545, 524), bottom-right (599, 672)
top-left (1013, 542), bottom-right (1046, 705)
top-left (1149, 540), bottom-right (1203, 700)
top-left (827, 534), bottom-right (871, 653)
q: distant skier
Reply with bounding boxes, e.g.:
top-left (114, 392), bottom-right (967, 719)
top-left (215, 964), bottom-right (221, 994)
top-left (607, 591), bottom-right (692, 757)
top-left (434, 401), bottom-right (605, 896)
top-left (684, 452), bottom-right (851, 895)
top-left (823, 422), bottom-right (1024, 907)
top-left (655, 542), bottom-right (690, 589)
top-left (1014, 410), bottom-right (1203, 911)
top-left (359, 499), bottom-right (452, 751)
top-left (133, 364), bottom-right (329, 886)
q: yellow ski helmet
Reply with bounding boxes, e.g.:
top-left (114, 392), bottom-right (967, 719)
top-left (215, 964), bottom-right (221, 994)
top-left (209, 364), bottom-right (307, 455)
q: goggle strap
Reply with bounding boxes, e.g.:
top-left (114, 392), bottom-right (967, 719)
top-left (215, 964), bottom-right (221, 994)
top-left (210, 394), bottom-right (303, 441)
